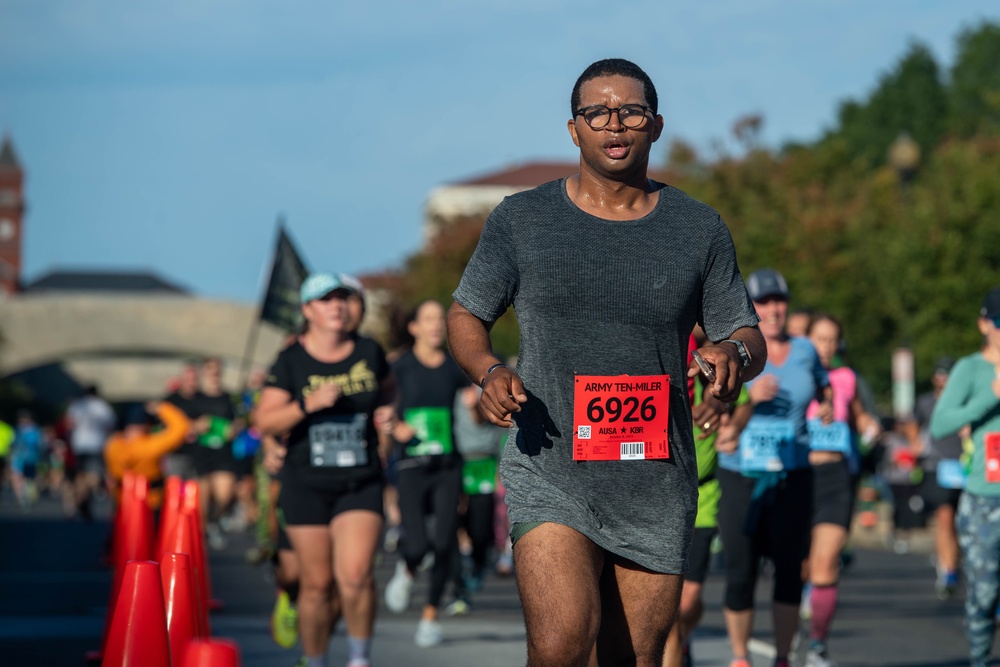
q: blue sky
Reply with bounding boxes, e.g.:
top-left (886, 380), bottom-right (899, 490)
top-left (1, 0), bottom-right (997, 303)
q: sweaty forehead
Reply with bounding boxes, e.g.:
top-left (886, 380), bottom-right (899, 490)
top-left (578, 75), bottom-right (647, 107)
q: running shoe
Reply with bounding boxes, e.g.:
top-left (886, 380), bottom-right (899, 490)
top-left (271, 590), bottom-right (299, 649)
top-left (495, 552), bottom-right (513, 577)
top-left (444, 596), bottom-right (470, 617)
top-left (414, 618), bottom-right (443, 647)
top-left (291, 657), bottom-right (308, 667)
top-left (935, 570), bottom-right (959, 599)
top-left (384, 560), bottom-right (414, 613)
top-left (806, 641), bottom-right (836, 667)
top-left (774, 659), bottom-right (792, 667)
top-left (346, 660), bottom-right (371, 667)
top-left (729, 658), bottom-right (751, 667)
top-left (463, 566), bottom-right (485, 594)
top-left (207, 522), bottom-right (227, 551)
top-left (383, 525), bottom-right (401, 553)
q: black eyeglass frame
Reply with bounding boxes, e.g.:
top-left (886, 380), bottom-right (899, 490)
top-left (573, 104), bottom-right (654, 129)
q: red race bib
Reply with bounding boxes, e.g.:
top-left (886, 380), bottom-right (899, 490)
top-left (985, 433), bottom-right (1000, 483)
top-left (572, 374), bottom-right (670, 461)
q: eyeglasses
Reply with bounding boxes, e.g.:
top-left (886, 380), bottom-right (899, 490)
top-left (574, 104), bottom-right (653, 129)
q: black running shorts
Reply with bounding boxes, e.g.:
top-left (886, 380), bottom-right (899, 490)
top-left (812, 459), bottom-right (853, 529)
top-left (278, 477), bottom-right (384, 526)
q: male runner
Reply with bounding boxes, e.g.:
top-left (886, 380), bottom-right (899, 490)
top-left (448, 58), bottom-right (765, 666)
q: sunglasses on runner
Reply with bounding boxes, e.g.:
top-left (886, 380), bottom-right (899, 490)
top-left (574, 104), bottom-right (653, 129)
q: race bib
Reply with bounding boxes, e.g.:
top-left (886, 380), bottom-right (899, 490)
top-left (807, 419), bottom-right (852, 453)
top-left (198, 416), bottom-right (231, 450)
top-left (936, 459), bottom-right (967, 490)
top-left (986, 433), bottom-right (1000, 483)
top-left (572, 375), bottom-right (670, 461)
top-left (739, 418), bottom-right (796, 473)
top-left (309, 414), bottom-right (368, 468)
top-left (462, 456), bottom-right (498, 495)
top-left (404, 407), bottom-right (454, 457)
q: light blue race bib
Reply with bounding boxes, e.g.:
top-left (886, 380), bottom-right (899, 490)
top-left (937, 459), bottom-right (967, 490)
top-left (309, 414), bottom-right (368, 468)
top-left (807, 419), bottom-right (852, 454)
top-left (740, 418), bottom-right (796, 473)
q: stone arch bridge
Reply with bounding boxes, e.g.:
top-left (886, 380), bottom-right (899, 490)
top-left (0, 294), bottom-right (288, 402)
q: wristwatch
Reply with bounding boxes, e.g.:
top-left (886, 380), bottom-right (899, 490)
top-left (721, 339), bottom-right (752, 369)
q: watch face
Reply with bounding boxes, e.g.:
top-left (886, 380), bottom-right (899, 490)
top-left (0, 219), bottom-right (14, 242)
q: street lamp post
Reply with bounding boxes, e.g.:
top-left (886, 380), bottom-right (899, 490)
top-left (888, 132), bottom-right (921, 186)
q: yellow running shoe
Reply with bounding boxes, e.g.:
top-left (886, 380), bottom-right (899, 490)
top-left (270, 590), bottom-right (299, 649)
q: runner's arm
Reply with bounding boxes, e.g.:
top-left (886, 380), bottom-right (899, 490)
top-left (143, 403), bottom-right (193, 459)
top-left (253, 386), bottom-right (306, 437)
top-left (447, 302), bottom-right (526, 427)
top-left (695, 325), bottom-right (766, 403)
top-left (931, 360), bottom-right (998, 438)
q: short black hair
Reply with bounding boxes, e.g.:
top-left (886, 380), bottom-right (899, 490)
top-left (571, 58), bottom-right (658, 116)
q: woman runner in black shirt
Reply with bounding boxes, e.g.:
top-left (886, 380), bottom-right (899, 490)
top-left (255, 273), bottom-right (394, 667)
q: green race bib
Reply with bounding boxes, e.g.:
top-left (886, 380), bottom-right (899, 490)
top-left (404, 407), bottom-right (454, 457)
top-left (462, 457), bottom-right (498, 495)
top-left (198, 416), bottom-right (231, 450)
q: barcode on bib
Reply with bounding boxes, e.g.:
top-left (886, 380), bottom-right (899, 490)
top-left (620, 442), bottom-right (645, 460)
top-left (578, 425), bottom-right (592, 439)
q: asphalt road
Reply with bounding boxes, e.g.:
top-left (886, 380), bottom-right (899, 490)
top-left (0, 493), bottom-right (973, 667)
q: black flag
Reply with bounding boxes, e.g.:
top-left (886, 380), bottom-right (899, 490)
top-left (260, 224), bottom-right (309, 332)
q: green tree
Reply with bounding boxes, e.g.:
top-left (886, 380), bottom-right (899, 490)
top-left (827, 42), bottom-right (947, 166)
top-left (948, 21), bottom-right (1000, 137)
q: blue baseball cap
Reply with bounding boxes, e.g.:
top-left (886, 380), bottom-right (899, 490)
top-left (337, 273), bottom-right (365, 305)
top-left (981, 286), bottom-right (1000, 321)
top-left (746, 268), bottom-right (790, 302)
top-left (300, 273), bottom-right (356, 304)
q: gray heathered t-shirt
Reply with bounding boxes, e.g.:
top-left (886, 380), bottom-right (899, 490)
top-left (452, 179), bottom-right (759, 573)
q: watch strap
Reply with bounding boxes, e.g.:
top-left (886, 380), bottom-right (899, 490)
top-left (721, 339), bottom-right (751, 368)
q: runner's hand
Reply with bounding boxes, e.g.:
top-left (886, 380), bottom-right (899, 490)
top-left (687, 344), bottom-right (743, 403)
top-left (193, 415), bottom-right (212, 434)
top-left (481, 367), bottom-right (528, 428)
top-left (814, 399), bottom-right (835, 424)
top-left (748, 374), bottom-right (779, 405)
top-left (373, 406), bottom-right (396, 436)
top-left (692, 393), bottom-right (727, 440)
top-left (714, 415), bottom-right (740, 454)
top-left (305, 383), bottom-right (341, 413)
top-left (393, 421), bottom-right (416, 443)
top-left (262, 440), bottom-right (287, 474)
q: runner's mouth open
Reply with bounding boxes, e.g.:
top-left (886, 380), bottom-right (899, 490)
top-left (603, 141), bottom-right (629, 159)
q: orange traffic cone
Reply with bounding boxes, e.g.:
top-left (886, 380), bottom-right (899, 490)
top-left (101, 560), bottom-right (171, 667)
top-left (120, 479), bottom-right (154, 563)
top-left (110, 471), bottom-right (138, 569)
top-left (89, 473), bottom-right (156, 663)
top-left (181, 638), bottom-right (242, 667)
top-left (160, 552), bottom-right (200, 664)
top-left (163, 510), bottom-right (211, 636)
top-left (182, 481), bottom-right (223, 611)
top-left (156, 476), bottom-right (184, 559)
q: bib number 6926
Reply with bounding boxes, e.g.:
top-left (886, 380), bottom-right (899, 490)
top-left (573, 374), bottom-right (670, 462)
top-left (586, 395), bottom-right (657, 423)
